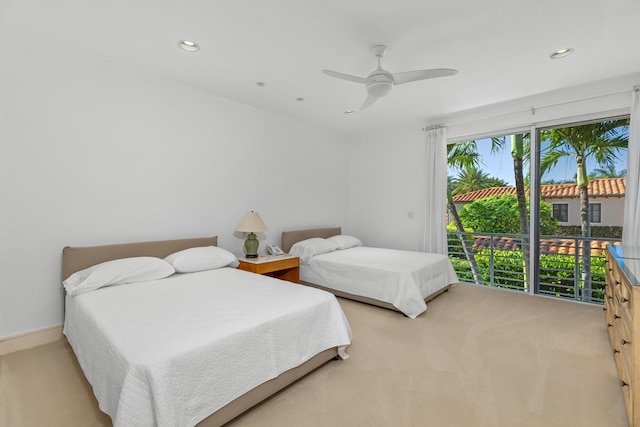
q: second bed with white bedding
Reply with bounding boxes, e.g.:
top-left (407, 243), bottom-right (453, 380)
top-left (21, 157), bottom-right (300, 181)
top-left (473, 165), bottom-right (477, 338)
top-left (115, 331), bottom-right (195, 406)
top-left (301, 246), bottom-right (458, 318)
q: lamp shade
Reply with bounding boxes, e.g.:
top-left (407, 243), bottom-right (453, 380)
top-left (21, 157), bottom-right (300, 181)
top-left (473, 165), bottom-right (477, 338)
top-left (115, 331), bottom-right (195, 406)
top-left (236, 211), bottom-right (268, 233)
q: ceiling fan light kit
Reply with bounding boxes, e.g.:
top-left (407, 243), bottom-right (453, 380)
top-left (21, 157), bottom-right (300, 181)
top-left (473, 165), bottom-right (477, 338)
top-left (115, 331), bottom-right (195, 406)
top-left (323, 44), bottom-right (457, 111)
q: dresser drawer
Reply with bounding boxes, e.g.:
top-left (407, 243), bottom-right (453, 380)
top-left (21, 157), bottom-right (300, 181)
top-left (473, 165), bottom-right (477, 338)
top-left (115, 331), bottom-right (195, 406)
top-left (611, 314), bottom-right (623, 362)
top-left (606, 262), bottom-right (618, 293)
top-left (618, 319), bottom-right (633, 384)
top-left (620, 356), bottom-right (633, 427)
top-left (605, 278), bottom-right (615, 301)
top-left (604, 294), bottom-right (614, 323)
top-left (605, 297), bottom-right (617, 346)
top-left (620, 274), bottom-right (634, 312)
top-left (613, 267), bottom-right (624, 296)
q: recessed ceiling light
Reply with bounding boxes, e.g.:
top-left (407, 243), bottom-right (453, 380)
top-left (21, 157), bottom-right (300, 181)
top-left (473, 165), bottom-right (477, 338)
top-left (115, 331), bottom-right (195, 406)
top-left (256, 82), bottom-right (265, 87)
top-left (178, 40), bottom-right (199, 52)
top-left (550, 48), bottom-right (574, 59)
top-left (296, 97), bottom-right (304, 102)
top-left (344, 110), bottom-right (357, 115)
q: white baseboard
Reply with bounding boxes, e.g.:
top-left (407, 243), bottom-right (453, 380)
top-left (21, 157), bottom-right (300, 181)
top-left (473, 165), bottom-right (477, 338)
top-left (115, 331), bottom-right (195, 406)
top-left (0, 325), bottom-right (63, 355)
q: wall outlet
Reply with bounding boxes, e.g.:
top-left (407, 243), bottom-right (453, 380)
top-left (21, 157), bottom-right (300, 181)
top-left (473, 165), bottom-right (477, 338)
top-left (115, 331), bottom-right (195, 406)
top-left (408, 211), bottom-right (414, 219)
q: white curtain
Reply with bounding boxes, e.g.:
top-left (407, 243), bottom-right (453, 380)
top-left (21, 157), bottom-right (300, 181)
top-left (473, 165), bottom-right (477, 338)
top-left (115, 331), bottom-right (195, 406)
top-left (421, 127), bottom-right (448, 254)
top-left (623, 87), bottom-right (640, 246)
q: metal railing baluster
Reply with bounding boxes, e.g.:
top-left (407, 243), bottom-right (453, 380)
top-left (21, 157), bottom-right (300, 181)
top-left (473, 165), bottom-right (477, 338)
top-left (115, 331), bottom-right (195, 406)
top-left (447, 231), bottom-right (618, 305)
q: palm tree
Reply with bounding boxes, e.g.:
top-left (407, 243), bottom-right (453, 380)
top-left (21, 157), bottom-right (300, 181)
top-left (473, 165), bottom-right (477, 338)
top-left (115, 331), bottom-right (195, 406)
top-left (485, 134), bottom-right (531, 289)
top-left (447, 141), bottom-right (483, 285)
top-left (540, 119), bottom-right (629, 301)
top-left (510, 134), bottom-right (530, 237)
top-left (590, 163), bottom-right (627, 178)
top-left (450, 166), bottom-right (507, 196)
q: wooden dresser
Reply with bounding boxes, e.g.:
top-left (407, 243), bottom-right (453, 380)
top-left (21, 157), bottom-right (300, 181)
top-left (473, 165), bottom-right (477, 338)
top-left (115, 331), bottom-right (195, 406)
top-left (605, 245), bottom-right (640, 426)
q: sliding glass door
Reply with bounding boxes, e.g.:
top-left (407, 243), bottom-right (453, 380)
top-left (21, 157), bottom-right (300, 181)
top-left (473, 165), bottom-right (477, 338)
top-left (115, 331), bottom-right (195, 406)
top-left (535, 117), bottom-right (629, 303)
top-left (447, 132), bottom-right (531, 292)
top-left (447, 116), bottom-right (629, 304)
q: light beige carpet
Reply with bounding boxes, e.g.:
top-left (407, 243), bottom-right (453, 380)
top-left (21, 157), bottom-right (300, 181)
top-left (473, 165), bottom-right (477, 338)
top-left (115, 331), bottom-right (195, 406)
top-left (0, 284), bottom-right (628, 426)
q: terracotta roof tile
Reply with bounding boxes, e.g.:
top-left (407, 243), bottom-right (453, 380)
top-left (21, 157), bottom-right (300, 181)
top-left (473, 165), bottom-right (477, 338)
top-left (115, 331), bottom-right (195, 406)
top-left (542, 178), bottom-right (626, 198)
top-left (453, 186), bottom-right (516, 201)
top-left (453, 178), bottom-right (625, 202)
top-left (470, 235), bottom-right (616, 257)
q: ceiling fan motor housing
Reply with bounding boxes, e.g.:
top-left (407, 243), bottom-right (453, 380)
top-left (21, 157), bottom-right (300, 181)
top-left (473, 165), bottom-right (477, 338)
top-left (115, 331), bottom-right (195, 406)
top-left (366, 70), bottom-right (394, 97)
top-left (322, 44), bottom-right (456, 109)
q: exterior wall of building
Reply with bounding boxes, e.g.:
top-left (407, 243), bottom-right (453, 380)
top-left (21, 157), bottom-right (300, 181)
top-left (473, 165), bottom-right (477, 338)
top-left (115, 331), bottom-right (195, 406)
top-left (548, 197), bottom-right (624, 227)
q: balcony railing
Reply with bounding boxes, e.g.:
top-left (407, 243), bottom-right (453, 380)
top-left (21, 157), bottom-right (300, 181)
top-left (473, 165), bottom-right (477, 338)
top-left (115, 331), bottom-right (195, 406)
top-left (447, 231), bottom-right (621, 304)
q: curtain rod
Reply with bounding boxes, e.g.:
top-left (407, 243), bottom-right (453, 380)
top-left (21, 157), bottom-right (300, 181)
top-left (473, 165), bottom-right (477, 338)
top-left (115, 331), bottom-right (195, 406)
top-left (422, 86), bottom-right (636, 130)
top-left (421, 125), bottom-right (443, 132)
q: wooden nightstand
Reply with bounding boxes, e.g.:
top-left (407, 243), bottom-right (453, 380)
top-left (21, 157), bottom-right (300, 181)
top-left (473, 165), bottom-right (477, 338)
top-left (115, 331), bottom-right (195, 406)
top-left (237, 254), bottom-right (300, 284)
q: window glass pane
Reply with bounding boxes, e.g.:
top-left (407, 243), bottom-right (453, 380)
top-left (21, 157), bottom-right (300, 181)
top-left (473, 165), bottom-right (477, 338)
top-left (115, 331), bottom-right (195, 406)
top-left (589, 203), bottom-right (601, 223)
top-left (538, 117), bottom-right (628, 304)
top-left (447, 133), bottom-right (530, 293)
top-left (552, 204), bottom-right (568, 222)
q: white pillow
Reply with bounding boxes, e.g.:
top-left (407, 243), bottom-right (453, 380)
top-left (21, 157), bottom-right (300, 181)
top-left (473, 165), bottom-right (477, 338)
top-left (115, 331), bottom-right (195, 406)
top-left (289, 238), bottom-right (339, 264)
top-left (63, 257), bottom-right (175, 296)
top-left (164, 246), bottom-right (239, 273)
top-left (327, 234), bottom-right (362, 250)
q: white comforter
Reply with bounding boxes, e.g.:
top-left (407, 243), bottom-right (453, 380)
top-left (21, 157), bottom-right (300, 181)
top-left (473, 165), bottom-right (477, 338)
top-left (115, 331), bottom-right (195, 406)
top-left (301, 247), bottom-right (458, 318)
top-left (63, 267), bottom-right (351, 427)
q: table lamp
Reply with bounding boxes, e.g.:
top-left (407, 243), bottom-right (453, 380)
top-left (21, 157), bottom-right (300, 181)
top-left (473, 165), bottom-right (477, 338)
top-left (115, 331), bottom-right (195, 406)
top-left (236, 210), bottom-right (268, 258)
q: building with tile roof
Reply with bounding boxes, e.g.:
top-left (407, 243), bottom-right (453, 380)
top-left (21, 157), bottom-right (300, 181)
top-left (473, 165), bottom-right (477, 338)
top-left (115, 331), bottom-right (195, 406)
top-left (452, 178), bottom-right (626, 227)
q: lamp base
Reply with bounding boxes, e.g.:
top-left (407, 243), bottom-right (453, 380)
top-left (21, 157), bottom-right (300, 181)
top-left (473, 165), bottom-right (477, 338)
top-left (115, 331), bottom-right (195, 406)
top-left (244, 232), bottom-right (260, 259)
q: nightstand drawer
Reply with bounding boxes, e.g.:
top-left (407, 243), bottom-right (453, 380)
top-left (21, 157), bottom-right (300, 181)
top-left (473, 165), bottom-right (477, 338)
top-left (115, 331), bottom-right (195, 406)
top-left (237, 255), bottom-right (300, 284)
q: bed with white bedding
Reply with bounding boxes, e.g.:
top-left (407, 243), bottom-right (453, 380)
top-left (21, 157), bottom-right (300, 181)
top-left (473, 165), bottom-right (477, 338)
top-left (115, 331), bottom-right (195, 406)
top-left (282, 227), bottom-right (458, 318)
top-left (61, 236), bottom-right (351, 427)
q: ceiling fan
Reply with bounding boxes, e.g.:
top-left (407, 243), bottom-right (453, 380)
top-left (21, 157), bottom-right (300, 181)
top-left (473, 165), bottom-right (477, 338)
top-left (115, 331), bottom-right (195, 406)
top-left (322, 45), bottom-right (457, 111)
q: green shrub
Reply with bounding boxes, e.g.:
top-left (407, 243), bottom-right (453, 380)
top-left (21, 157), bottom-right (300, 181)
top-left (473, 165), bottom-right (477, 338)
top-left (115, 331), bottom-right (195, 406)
top-left (449, 248), bottom-right (606, 302)
top-left (458, 195), bottom-right (558, 235)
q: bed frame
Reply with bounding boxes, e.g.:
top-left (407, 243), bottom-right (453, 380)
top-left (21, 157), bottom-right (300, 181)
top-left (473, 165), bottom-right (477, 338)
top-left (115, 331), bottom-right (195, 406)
top-left (281, 227), bottom-right (451, 313)
top-left (62, 236), bottom-right (339, 427)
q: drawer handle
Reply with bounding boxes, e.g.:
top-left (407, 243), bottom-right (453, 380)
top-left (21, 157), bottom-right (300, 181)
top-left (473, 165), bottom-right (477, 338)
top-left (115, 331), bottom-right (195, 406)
top-left (603, 307), bottom-right (608, 311)
top-left (621, 339), bottom-right (631, 345)
top-left (616, 281), bottom-right (621, 285)
top-left (622, 380), bottom-right (629, 387)
top-left (614, 349), bottom-right (620, 354)
top-left (608, 323), bottom-right (613, 328)
top-left (614, 314), bottom-right (621, 319)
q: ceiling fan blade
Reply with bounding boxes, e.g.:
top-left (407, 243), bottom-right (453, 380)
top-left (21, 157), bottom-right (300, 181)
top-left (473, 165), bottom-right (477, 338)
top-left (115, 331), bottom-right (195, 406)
top-left (322, 70), bottom-right (367, 84)
top-left (360, 95), bottom-right (378, 111)
top-left (393, 68), bottom-right (458, 85)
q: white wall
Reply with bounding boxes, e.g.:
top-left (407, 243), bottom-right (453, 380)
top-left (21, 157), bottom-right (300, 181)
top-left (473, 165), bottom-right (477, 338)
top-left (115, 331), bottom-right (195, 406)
top-left (348, 127), bottom-right (426, 251)
top-left (0, 39), bottom-right (350, 339)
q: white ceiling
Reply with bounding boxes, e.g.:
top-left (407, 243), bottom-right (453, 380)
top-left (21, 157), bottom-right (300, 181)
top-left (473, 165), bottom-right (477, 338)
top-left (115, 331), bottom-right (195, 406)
top-left (5, 0), bottom-right (640, 134)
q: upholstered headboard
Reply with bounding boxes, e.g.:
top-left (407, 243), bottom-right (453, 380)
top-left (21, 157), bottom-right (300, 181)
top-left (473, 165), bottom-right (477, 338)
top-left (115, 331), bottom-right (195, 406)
top-left (281, 227), bottom-right (341, 253)
top-left (62, 236), bottom-right (218, 280)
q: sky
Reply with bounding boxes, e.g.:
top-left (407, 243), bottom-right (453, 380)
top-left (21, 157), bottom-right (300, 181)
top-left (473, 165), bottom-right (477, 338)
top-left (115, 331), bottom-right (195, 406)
top-left (456, 136), bottom-right (629, 186)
